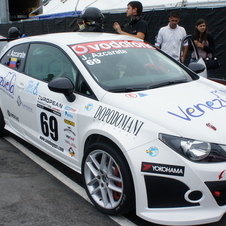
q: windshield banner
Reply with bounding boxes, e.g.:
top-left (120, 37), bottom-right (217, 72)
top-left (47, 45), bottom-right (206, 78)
top-left (70, 40), bottom-right (154, 56)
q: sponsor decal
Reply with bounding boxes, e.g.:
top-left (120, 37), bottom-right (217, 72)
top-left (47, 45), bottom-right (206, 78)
top-left (24, 80), bottom-right (39, 96)
top-left (206, 123), bottom-right (217, 131)
top-left (39, 135), bottom-right (64, 152)
top-left (64, 126), bottom-right (76, 136)
top-left (70, 40), bottom-right (154, 56)
top-left (52, 107), bottom-right (60, 112)
top-left (65, 139), bottom-right (77, 148)
top-left (141, 162), bottom-right (185, 177)
top-left (168, 90), bottom-right (226, 121)
top-left (38, 95), bottom-right (63, 109)
top-left (65, 134), bottom-right (75, 141)
top-left (7, 50), bottom-right (26, 58)
top-left (7, 110), bottom-right (19, 121)
top-left (65, 111), bottom-right (73, 119)
top-left (85, 103), bottom-right (93, 111)
top-left (68, 147), bottom-right (75, 157)
top-left (0, 71), bottom-right (16, 98)
top-left (93, 105), bottom-right (144, 136)
top-left (219, 170), bottom-right (226, 180)
top-left (37, 104), bottom-right (61, 117)
top-left (64, 106), bottom-right (77, 112)
top-left (64, 119), bottom-right (75, 126)
top-left (138, 93), bottom-right (148, 97)
top-left (9, 57), bottom-right (17, 68)
top-left (145, 147), bottom-right (159, 157)
top-left (125, 93), bottom-right (137, 98)
top-left (37, 95), bottom-right (62, 116)
top-left (17, 96), bottom-right (33, 113)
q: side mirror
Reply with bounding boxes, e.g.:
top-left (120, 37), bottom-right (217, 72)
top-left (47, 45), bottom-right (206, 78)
top-left (48, 77), bottom-right (75, 102)
top-left (188, 62), bottom-right (206, 74)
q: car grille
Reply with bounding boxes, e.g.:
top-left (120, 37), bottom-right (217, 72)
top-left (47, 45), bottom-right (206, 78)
top-left (144, 175), bottom-right (199, 208)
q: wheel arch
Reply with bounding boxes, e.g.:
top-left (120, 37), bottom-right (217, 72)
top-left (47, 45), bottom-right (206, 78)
top-left (84, 134), bottom-right (120, 154)
top-left (82, 133), bottom-right (136, 214)
top-left (83, 133), bottom-right (136, 189)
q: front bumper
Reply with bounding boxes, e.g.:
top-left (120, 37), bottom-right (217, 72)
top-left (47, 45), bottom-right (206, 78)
top-left (125, 139), bottom-right (226, 225)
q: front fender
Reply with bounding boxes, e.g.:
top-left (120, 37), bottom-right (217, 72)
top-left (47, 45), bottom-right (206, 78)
top-left (78, 102), bottom-right (177, 157)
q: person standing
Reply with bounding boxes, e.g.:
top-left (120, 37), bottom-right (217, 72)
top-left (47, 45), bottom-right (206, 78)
top-left (113, 1), bottom-right (148, 41)
top-left (155, 11), bottom-right (188, 63)
top-left (190, 19), bottom-right (216, 78)
top-left (190, 19), bottom-right (215, 61)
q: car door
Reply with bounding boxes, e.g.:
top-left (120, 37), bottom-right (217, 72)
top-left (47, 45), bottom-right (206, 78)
top-left (18, 42), bottom-right (89, 165)
top-left (180, 35), bottom-right (207, 78)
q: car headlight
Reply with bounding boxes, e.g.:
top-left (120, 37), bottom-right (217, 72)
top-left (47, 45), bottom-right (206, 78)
top-left (159, 134), bottom-right (226, 163)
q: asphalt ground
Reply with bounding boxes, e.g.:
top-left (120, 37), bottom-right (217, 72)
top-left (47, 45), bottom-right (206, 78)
top-left (1, 134), bottom-right (226, 226)
top-left (0, 136), bottom-right (122, 226)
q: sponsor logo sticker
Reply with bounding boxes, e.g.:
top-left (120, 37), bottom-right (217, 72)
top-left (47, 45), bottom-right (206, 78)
top-left (219, 169), bottom-right (226, 180)
top-left (85, 103), bottom-right (93, 111)
top-left (93, 105), bottom-right (144, 136)
top-left (167, 90), bottom-right (226, 121)
top-left (141, 162), bottom-right (185, 177)
top-left (70, 40), bottom-right (154, 56)
top-left (145, 147), bottom-right (159, 157)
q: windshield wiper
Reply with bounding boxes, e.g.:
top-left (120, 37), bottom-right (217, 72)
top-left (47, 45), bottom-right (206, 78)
top-left (149, 79), bottom-right (188, 89)
top-left (108, 87), bottom-right (148, 93)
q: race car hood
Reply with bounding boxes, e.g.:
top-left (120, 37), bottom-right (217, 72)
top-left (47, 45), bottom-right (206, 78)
top-left (101, 78), bottom-right (226, 144)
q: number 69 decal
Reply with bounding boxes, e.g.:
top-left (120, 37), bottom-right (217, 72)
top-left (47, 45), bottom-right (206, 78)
top-left (40, 112), bottom-right (58, 141)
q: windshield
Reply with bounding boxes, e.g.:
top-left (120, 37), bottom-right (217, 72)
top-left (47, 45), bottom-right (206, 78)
top-left (70, 40), bottom-right (194, 92)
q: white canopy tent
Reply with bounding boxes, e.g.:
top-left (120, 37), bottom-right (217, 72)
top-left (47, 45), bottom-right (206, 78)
top-left (43, 0), bottom-right (125, 14)
top-left (42, 0), bottom-right (226, 15)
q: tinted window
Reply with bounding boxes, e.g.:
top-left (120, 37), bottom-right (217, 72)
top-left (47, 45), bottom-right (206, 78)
top-left (24, 43), bottom-right (78, 84)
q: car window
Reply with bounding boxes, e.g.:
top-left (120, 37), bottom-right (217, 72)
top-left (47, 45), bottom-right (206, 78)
top-left (76, 73), bottom-right (93, 96)
top-left (24, 43), bottom-right (77, 84)
top-left (0, 43), bottom-right (29, 72)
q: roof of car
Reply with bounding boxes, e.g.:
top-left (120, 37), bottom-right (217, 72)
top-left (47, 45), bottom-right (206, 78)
top-left (7, 32), bottom-right (143, 47)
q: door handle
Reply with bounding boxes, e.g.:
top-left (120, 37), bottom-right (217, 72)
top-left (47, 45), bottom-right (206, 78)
top-left (17, 82), bottom-right (25, 90)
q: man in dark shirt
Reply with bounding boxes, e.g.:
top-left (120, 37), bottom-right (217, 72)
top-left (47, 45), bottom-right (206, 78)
top-left (113, 1), bottom-right (148, 41)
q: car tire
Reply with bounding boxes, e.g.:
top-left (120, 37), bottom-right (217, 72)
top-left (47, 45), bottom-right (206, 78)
top-left (82, 142), bottom-right (135, 215)
top-left (0, 109), bottom-right (5, 137)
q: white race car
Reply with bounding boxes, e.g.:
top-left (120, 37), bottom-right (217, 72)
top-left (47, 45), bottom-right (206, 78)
top-left (0, 32), bottom-right (226, 226)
